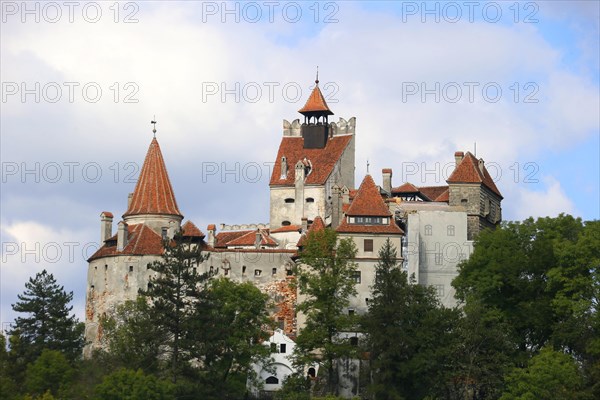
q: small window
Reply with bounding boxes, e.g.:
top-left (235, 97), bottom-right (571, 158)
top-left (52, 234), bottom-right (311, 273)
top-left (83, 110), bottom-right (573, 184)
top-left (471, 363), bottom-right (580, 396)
top-left (306, 197), bottom-right (315, 203)
top-left (365, 298), bottom-right (370, 306)
top-left (447, 225), bottom-right (455, 236)
top-left (284, 198), bottom-right (295, 204)
top-left (425, 225), bottom-right (433, 236)
top-left (255, 269), bottom-right (262, 277)
top-left (90, 285), bottom-right (95, 290)
top-left (364, 239), bottom-right (373, 252)
top-left (209, 266), bottom-right (214, 274)
top-left (272, 268), bottom-right (277, 275)
top-left (352, 270), bottom-right (361, 284)
top-left (308, 367), bottom-right (316, 378)
top-left (161, 227), bottom-right (168, 239)
top-left (94, 266), bottom-right (97, 270)
top-left (242, 265), bottom-right (247, 274)
top-left (146, 263), bottom-right (151, 270)
top-left (193, 267), bottom-right (197, 274)
top-left (224, 269), bottom-right (229, 276)
top-left (282, 221), bottom-right (291, 226)
top-left (350, 336), bottom-right (359, 346)
top-left (270, 343), bottom-right (277, 353)
top-left (105, 264), bottom-right (108, 270)
top-left (129, 265), bottom-right (134, 272)
top-left (348, 309), bottom-right (355, 316)
top-left (147, 282), bottom-right (153, 290)
top-left (461, 199), bottom-right (468, 205)
top-left (286, 268), bottom-right (293, 276)
top-left (435, 253), bottom-right (443, 265)
top-left (280, 343), bottom-right (287, 353)
top-left (278, 317), bottom-right (285, 330)
top-left (266, 376), bottom-right (279, 384)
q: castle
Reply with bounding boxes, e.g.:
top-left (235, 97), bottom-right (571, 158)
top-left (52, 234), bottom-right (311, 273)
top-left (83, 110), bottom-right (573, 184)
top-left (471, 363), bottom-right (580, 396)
top-left (84, 77), bottom-right (503, 384)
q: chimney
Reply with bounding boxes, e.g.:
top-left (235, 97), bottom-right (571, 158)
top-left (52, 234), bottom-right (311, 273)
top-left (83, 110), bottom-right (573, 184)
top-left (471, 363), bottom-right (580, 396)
top-left (342, 186), bottom-right (350, 205)
top-left (478, 158), bottom-right (485, 174)
top-left (127, 193), bottom-right (133, 208)
top-left (454, 151), bottom-right (464, 167)
top-left (207, 224), bottom-right (216, 247)
top-left (255, 230), bottom-right (262, 249)
top-left (382, 168), bottom-right (392, 194)
top-left (100, 211), bottom-right (113, 243)
top-left (331, 186), bottom-right (342, 229)
top-left (117, 221), bottom-right (128, 251)
top-left (301, 217), bottom-right (308, 232)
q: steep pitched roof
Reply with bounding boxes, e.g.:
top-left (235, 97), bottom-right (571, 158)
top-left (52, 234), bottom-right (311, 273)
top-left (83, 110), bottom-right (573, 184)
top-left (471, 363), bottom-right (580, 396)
top-left (298, 83), bottom-right (333, 115)
top-left (123, 138), bottom-right (182, 217)
top-left (182, 221), bottom-right (204, 238)
top-left (88, 223), bottom-right (164, 261)
top-left (346, 175), bottom-right (391, 217)
top-left (392, 182), bottom-right (420, 194)
top-left (297, 216), bottom-right (326, 247)
top-left (447, 152), bottom-right (502, 198)
top-left (269, 135), bottom-right (353, 186)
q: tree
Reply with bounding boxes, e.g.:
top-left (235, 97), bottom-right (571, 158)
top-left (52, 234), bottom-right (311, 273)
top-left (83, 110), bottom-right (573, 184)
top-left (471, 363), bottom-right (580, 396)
top-left (500, 347), bottom-right (585, 400)
top-left (190, 278), bottom-right (274, 397)
top-left (139, 229), bottom-right (210, 382)
top-left (24, 349), bottom-right (73, 397)
top-left (99, 296), bottom-right (167, 373)
top-left (361, 238), bottom-right (457, 399)
top-left (10, 270), bottom-right (84, 363)
top-left (0, 333), bottom-right (19, 400)
top-left (294, 228), bottom-right (358, 395)
top-left (94, 368), bottom-right (174, 400)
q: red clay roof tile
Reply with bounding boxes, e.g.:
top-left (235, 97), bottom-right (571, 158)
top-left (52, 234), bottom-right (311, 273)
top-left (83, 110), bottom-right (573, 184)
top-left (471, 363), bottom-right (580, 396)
top-left (346, 175), bottom-right (391, 217)
top-left (297, 216), bottom-right (326, 247)
top-left (336, 218), bottom-right (404, 235)
top-left (123, 138), bottom-right (182, 218)
top-left (298, 84), bottom-right (333, 115)
top-left (88, 223), bottom-right (164, 261)
top-left (270, 135), bottom-right (353, 186)
top-left (270, 224), bottom-right (302, 233)
top-left (392, 182), bottom-right (420, 194)
top-left (418, 186), bottom-right (449, 201)
top-left (182, 221), bottom-right (205, 237)
top-left (447, 152), bottom-right (502, 198)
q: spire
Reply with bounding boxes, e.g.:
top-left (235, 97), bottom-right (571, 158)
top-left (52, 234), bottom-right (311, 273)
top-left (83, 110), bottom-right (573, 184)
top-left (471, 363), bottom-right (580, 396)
top-left (298, 72), bottom-right (334, 118)
top-left (123, 137), bottom-right (182, 218)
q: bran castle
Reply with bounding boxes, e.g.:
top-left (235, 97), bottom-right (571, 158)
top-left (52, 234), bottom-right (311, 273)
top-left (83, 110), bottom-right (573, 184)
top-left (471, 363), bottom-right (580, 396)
top-left (84, 76), bottom-right (503, 390)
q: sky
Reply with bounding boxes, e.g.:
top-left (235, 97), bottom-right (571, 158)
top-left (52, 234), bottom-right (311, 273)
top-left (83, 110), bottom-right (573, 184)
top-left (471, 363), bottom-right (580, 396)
top-left (1, 1), bottom-right (599, 328)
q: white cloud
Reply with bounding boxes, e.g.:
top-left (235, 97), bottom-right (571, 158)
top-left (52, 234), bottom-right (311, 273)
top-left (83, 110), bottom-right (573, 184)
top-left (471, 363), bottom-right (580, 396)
top-left (506, 176), bottom-right (577, 220)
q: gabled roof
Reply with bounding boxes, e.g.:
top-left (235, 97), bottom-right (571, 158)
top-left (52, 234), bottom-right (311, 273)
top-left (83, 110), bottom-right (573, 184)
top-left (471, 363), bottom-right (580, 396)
top-left (88, 223), bottom-right (164, 261)
top-left (346, 175), bottom-right (391, 217)
top-left (123, 138), bottom-right (182, 218)
top-left (269, 135), bottom-right (353, 186)
top-left (270, 224), bottom-right (302, 233)
top-left (447, 152), bottom-right (502, 198)
top-left (297, 216), bottom-right (326, 247)
top-left (298, 83), bottom-right (333, 115)
top-left (216, 229), bottom-right (277, 248)
top-left (392, 182), bottom-right (420, 194)
top-left (182, 221), bottom-right (204, 238)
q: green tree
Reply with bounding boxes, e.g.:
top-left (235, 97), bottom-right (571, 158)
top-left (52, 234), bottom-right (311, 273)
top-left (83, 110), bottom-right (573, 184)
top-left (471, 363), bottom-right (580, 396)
top-left (361, 238), bottom-right (457, 399)
top-left (139, 229), bottom-right (210, 382)
top-left (99, 296), bottom-right (167, 373)
top-left (500, 347), bottom-right (584, 400)
top-left (24, 349), bottom-right (73, 397)
top-left (294, 228), bottom-right (358, 395)
top-left (0, 333), bottom-right (19, 400)
top-left (9, 270), bottom-right (84, 363)
top-left (94, 368), bottom-right (174, 400)
top-left (189, 278), bottom-right (274, 397)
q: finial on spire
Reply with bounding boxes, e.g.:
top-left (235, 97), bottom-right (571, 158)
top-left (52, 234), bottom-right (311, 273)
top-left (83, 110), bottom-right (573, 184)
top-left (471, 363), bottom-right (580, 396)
top-left (315, 66), bottom-right (319, 85)
top-left (366, 159), bottom-right (370, 174)
top-left (151, 116), bottom-right (157, 137)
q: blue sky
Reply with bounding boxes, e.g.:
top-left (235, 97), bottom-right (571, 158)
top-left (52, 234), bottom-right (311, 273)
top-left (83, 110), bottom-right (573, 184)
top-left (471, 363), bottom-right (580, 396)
top-left (1, 1), bottom-right (598, 327)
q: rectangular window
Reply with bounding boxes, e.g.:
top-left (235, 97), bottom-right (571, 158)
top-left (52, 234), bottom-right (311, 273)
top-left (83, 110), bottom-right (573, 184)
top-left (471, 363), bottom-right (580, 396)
top-left (447, 225), bottom-right (455, 236)
top-left (270, 343), bottom-right (277, 353)
top-left (348, 309), bottom-right (355, 316)
top-left (434, 284), bottom-right (444, 298)
top-left (350, 337), bottom-right (359, 346)
top-left (352, 270), bottom-right (361, 284)
top-left (278, 318), bottom-right (285, 330)
top-left (364, 239), bottom-right (373, 252)
top-left (272, 268), bottom-right (277, 275)
top-left (280, 344), bottom-right (287, 353)
top-left (161, 228), bottom-right (168, 239)
top-left (255, 269), bottom-right (262, 277)
top-left (129, 265), bottom-right (133, 272)
top-left (435, 253), bottom-right (443, 265)
top-left (425, 225), bottom-right (433, 236)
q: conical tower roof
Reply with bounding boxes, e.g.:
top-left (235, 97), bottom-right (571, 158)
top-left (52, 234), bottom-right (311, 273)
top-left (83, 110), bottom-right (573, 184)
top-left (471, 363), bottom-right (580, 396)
top-left (298, 75), bottom-right (334, 116)
top-left (123, 137), bottom-right (182, 218)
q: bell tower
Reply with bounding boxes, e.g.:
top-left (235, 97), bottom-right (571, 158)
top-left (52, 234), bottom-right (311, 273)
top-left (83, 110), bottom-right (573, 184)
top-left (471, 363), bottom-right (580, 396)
top-left (298, 70), bottom-right (334, 149)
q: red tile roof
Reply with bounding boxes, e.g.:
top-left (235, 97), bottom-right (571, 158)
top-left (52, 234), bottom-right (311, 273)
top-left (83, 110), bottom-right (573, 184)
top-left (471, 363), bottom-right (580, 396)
top-left (269, 135), bottom-right (353, 186)
top-left (382, 168), bottom-right (393, 174)
top-left (101, 211), bottom-right (114, 218)
top-left (215, 230), bottom-right (251, 248)
top-left (207, 224), bottom-right (216, 231)
top-left (182, 221), bottom-right (204, 237)
top-left (88, 223), bottom-right (164, 261)
top-left (336, 218), bottom-right (404, 235)
top-left (418, 186), bottom-right (449, 201)
top-left (346, 175), bottom-right (391, 217)
top-left (298, 83), bottom-right (333, 115)
top-left (216, 229), bottom-right (277, 248)
top-left (447, 152), bottom-right (502, 198)
top-left (123, 138), bottom-right (182, 218)
top-left (270, 224), bottom-right (302, 233)
top-left (392, 182), bottom-right (420, 194)
top-left (297, 216), bottom-right (326, 247)
top-left (434, 188), bottom-right (449, 202)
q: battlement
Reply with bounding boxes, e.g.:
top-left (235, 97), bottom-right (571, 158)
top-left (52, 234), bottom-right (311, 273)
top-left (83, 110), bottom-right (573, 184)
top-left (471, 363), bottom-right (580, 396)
top-left (220, 223), bottom-right (269, 231)
top-left (283, 117), bottom-right (356, 137)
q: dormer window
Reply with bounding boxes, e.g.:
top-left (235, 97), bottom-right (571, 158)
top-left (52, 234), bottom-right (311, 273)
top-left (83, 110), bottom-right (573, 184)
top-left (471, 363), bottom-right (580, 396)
top-left (350, 216), bottom-right (387, 225)
top-left (280, 156), bottom-right (287, 179)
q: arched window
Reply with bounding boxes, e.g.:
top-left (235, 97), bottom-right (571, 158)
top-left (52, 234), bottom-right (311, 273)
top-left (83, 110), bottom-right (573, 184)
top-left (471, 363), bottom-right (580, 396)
top-left (282, 221), bottom-right (291, 226)
top-left (266, 376), bottom-right (279, 384)
top-left (306, 197), bottom-right (315, 203)
top-left (308, 367), bottom-right (316, 377)
top-left (284, 198), bottom-right (295, 204)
